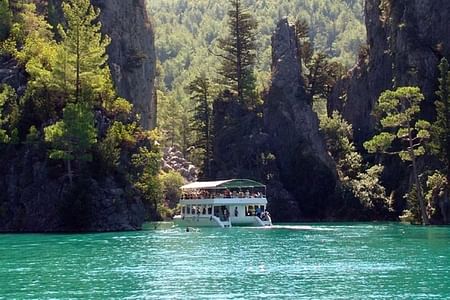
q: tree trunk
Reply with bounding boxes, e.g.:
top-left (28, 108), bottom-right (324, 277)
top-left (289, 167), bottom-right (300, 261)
top-left (411, 155), bottom-right (429, 225)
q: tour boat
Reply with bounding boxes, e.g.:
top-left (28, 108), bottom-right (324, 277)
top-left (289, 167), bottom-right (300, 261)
top-left (173, 179), bottom-right (272, 228)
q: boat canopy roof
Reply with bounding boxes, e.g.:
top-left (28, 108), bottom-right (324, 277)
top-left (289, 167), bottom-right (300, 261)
top-left (181, 179), bottom-right (265, 190)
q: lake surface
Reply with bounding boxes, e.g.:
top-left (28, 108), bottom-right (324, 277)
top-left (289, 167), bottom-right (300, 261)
top-left (0, 223), bottom-right (449, 299)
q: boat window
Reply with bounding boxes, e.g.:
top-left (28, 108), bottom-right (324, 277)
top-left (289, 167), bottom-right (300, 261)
top-left (202, 206), bottom-right (206, 215)
top-left (187, 205), bottom-right (191, 215)
top-left (213, 206), bottom-right (220, 217)
top-left (207, 205), bottom-right (212, 215)
top-left (181, 206), bottom-right (185, 214)
top-left (246, 205), bottom-right (254, 216)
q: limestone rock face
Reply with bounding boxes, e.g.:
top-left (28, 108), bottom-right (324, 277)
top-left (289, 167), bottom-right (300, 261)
top-left (162, 147), bottom-right (199, 182)
top-left (264, 18), bottom-right (338, 219)
top-left (93, 0), bottom-right (157, 130)
top-left (329, 0), bottom-right (450, 143)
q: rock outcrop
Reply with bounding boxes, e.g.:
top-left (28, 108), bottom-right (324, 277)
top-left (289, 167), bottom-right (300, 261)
top-left (0, 57), bottom-right (27, 96)
top-left (162, 147), bottom-right (199, 182)
top-left (263, 18), bottom-right (338, 219)
top-left (329, 0), bottom-right (450, 143)
top-left (0, 145), bottom-right (145, 232)
top-left (210, 18), bottom-right (340, 221)
top-left (93, 0), bottom-right (157, 130)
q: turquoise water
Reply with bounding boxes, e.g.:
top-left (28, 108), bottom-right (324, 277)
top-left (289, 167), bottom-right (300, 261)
top-left (0, 223), bottom-right (449, 299)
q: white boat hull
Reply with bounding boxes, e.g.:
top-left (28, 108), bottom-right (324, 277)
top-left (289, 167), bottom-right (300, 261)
top-left (173, 215), bottom-right (272, 228)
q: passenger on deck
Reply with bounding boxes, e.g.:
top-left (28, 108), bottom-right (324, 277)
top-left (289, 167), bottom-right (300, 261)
top-left (223, 208), bottom-right (229, 221)
top-left (256, 206), bottom-right (261, 218)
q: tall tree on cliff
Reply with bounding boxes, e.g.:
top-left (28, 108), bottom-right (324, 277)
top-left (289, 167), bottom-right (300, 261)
top-left (188, 75), bottom-right (214, 178)
top-left (364, 87), bottom-right (431, 225)
top-left (217, 0), bottom-right (258, 109)
top-left (55, 0), bottom-right (111, 105)
top-left (45, 0), bottom-right (112, 184)
top-left (431, 58), bottom-right (450, 182)
top-left (429, 58), bottom-right (450, 222)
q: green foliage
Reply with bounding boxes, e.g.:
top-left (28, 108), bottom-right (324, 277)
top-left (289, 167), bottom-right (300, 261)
top-left (1, 3), bottom-right (53, 56)
top-left (0, 84), bottom-right (19, 144)
top-left (25, 125), bottom-right (39, 144)
top-left (44, 103), bottom-right (97, 162)
top-left (0, 0), bottom-right (11, 41)
top-left (321, 111), bottom-right (389, 210)
top-left (352, 165), bottom-right (389, 210)
top-left (400, 185), bottom-right (421, 224)
top-left (364, 87), bottom-right (430, 161)
top-left (96, 121), bottom-right (124, 172)
top-left (425, 171), bottom-right (448, 221)
top-left (108, 97), bottom-right (133, 121)
top-left (156, 90), bottom-right (183, 148)
top-left (132, 145), bottom-right (163, 213)
top-left (217, 0), bottom-right (258, 108)
top-left (151, 0), bottom-right (364, 165)
top-left (431, 58), bottom-right (450, 178)
top-left (57, 0), bottom-right (112, 105)
top-left (364, 87), bottom-right (430, 224)
top-left (306, 52), bottom-right (345, 103)
top-left (160, 170), bottom-right (185, 209)
top-left (188, 75), bottom-right (214, 177)
top-left (148, 0), bottom-right (365, 92)
top-left (0, 0), bottom-right (164, 222)
top-left (295, 19), bottom-right (313, 64)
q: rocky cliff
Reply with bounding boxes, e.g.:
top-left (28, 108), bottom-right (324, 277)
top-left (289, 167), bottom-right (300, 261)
top-left (329, 0), bottom-right (450, 143)
top-left (0, 144), bottom-right (146, 232)
top-left (263, 18), bottom-right (339, 220)
top-left (93, 0), bottom-right (157, 130)
top-left (0, 1), bottom-right (157, 232)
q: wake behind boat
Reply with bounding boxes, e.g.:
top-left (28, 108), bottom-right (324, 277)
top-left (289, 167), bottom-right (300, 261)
top-left (173, 179), bottom-right (272, 228)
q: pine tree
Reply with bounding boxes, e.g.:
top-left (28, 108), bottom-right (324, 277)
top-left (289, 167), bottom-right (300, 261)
top-left (431, 58), bottom-right (450, 180)
top-left (364, 87), bottom-right (431, 225)
top-left (44, 103), bottom-right (97, 185)
top-left (56, 0), bottom-right (111, 105)
top-left (430, 58), bottom-right (450, 223)
top-left (306, 52), bottom-right (344, 104)
top-left (217, 0), bottom-right (258, 108)
top-left (295, 19), bottom-right (313, 65)
top-left (188, 75), bottom-right (213, 178)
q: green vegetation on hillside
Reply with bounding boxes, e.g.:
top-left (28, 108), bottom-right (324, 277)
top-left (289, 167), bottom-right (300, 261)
top-left (0, 0), bottom-right (162, 222)
top-left (149, 0), bottom-right (365, 153)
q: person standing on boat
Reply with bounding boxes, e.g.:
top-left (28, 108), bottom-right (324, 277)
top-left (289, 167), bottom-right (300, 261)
top-left (223, 208), bottom-right (229, 221)
top-left (256, 206), bottom-right (261, 218)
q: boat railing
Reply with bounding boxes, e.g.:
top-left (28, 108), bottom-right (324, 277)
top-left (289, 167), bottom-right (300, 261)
top-left (182, 193), bottom-right (266, 200)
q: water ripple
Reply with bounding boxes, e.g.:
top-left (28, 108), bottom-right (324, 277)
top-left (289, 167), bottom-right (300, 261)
top-left (0, 223), bottom-right (449, 299)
